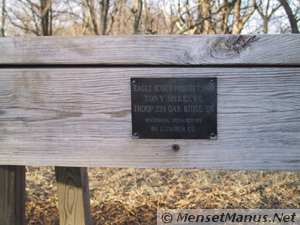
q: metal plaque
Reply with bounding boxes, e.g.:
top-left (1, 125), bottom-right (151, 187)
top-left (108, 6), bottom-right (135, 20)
top-left (131, 78), bottom-right (217, 139)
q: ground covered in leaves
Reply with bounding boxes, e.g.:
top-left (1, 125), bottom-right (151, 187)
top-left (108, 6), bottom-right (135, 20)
top-left (25, 167), bottom-right (300, 224)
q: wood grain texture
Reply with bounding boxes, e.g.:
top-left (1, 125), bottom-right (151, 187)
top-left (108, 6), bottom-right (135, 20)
top-left (0, 67), bottom-right (299, 171)
top-left (0, 166), bottom-right (25, 225)
top-left (0, 35), bottom-right (300, 66)
top-left (55, 167), bottom-right (91, 225)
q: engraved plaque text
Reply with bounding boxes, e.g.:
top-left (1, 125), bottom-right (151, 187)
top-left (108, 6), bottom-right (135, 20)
top-left (131, 78), bottom-right (217, 139)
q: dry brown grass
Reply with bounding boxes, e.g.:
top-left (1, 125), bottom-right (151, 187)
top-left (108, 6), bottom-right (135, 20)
top-left (25, 167), bottom-right (300, 224)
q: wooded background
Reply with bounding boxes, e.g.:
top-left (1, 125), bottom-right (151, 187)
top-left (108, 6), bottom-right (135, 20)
top-left (0, 0), bottom-right (299, 37)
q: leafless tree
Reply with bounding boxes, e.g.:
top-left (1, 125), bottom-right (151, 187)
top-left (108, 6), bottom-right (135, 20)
top-left (174, 0), bottom-right (240, 35)
top-left (199, 0), bottom-right (211, 34)
top-left (144, 0), bottom-right (159, 34)
top-left (5, 0), bottom-right (57, 36)
top-left (4, 0), bottom-right (297, 36)
top-left (99, 0), bottom-right (110, 34)
top-left (219, 0), bottom-right (236, 34)
top-left (107, 0), bottom-right (119, 34)
top-left (256, 0), bottom-right (281, 34)
top-left (233, 0), bottom-right (256, 34)
top-left (131, 0), bottom-right (142, 34)
top-left (85, 0), bottom-right (98, 34)
top-left (83, 0), bottom-right (109, 35)
top-left (40, 0), bottom-right (52, 36)
top-left (278, 0), bottom-right (299, 33)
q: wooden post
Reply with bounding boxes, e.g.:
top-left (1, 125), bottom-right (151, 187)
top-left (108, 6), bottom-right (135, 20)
top-left (0, 166), bottom-right (25, 225)
top-left (55, 167), bottom-right (92, 225)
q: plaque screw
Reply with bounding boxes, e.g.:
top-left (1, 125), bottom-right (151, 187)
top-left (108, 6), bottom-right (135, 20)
top-left (132, 80), bottom-right (136, 84)
top-left (210, 133), bottom-right (215, 138)
top-left (133, 132), bottom-right (139, 137)
top-left (210, 79), bottom-right (214, 83)
top-left (172, 144), bottom-right (180, 151)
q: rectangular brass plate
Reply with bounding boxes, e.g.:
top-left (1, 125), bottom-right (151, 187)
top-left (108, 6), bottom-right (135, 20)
top-left (131, 78), bottom-right (217, 139)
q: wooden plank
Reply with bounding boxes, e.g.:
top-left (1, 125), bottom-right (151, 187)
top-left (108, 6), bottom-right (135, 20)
top-left (55, 167), bottom-right (91, 225)
top-left (0, 67), bottom-right (299, 171)
top-left (0, 35), bottom-right (300, 66)
top-left (0, 166), bottom-right (25, 225)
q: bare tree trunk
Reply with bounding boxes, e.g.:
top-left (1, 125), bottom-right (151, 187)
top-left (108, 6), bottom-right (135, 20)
top-left (81, 6), bottom-right (89, 35)
top-left (195, 1), bottom-right (201, 34)
top-left (220, 0), bottom-right (233, 34)
top-left (232, 0), bottom-right (255, 34)
top-left (86, 0), bottom-right (99, 35)
top-left (233, 0), bottom-right (242, 34)
top-left (49, 1), bottom-right (52, 35)
top-left (256, 0), bottom-right (270, 34)
top-left (202, 0), bottom-right (211, 34)
top-left (263, 17), bottom-right (268, 34)
top-left (220, 1), bottom-right (226, 34)
top-left (185, 0), bottom-right (192, 29)
top-left (117, 0), bottom-right (124, 34)
top-left (169, 1), bottom-right (175, 34)
top-left (132, 0), bottom-right (142, 34)
top-left (1, 0), bottom-right (5, 36)
top-left (195, 0), bottom-right (211, 34)
top-left (278, 0), bottom-right (299, 33)
top-left (107, 1), bottom-right (119, 35)
top-left (40, 0), bottom-right (51, 36)
top-left (99, 0), bottom-right (109, 35)
top-left (144, 0), bottom-right (151, 33)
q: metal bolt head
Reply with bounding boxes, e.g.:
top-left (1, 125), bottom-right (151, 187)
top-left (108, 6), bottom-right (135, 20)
top-left (210, 132), bottom-right (217, 139)
top-left (172, 144), bottom-right (180, 151)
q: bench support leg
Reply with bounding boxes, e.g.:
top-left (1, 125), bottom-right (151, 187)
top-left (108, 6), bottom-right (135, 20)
top-left (0, 165), bottom-right (26, 225)
top-left (55, 167), bottom-right (92, 225)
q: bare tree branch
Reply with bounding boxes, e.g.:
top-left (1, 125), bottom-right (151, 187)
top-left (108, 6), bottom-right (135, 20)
top-left (278, 0), bottom-right (299, 33)
top-left (1, 0), bottom-right (5, 36)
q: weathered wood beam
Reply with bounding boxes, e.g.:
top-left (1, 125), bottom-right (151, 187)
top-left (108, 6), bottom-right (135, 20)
top-left (0, 35), bottom-right (300, 66)
top-left (0, 67), bottom-right (299, 171)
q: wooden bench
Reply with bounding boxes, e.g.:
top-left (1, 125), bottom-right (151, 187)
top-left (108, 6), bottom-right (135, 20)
top-left (0, 35), bottom-right (299, 224)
